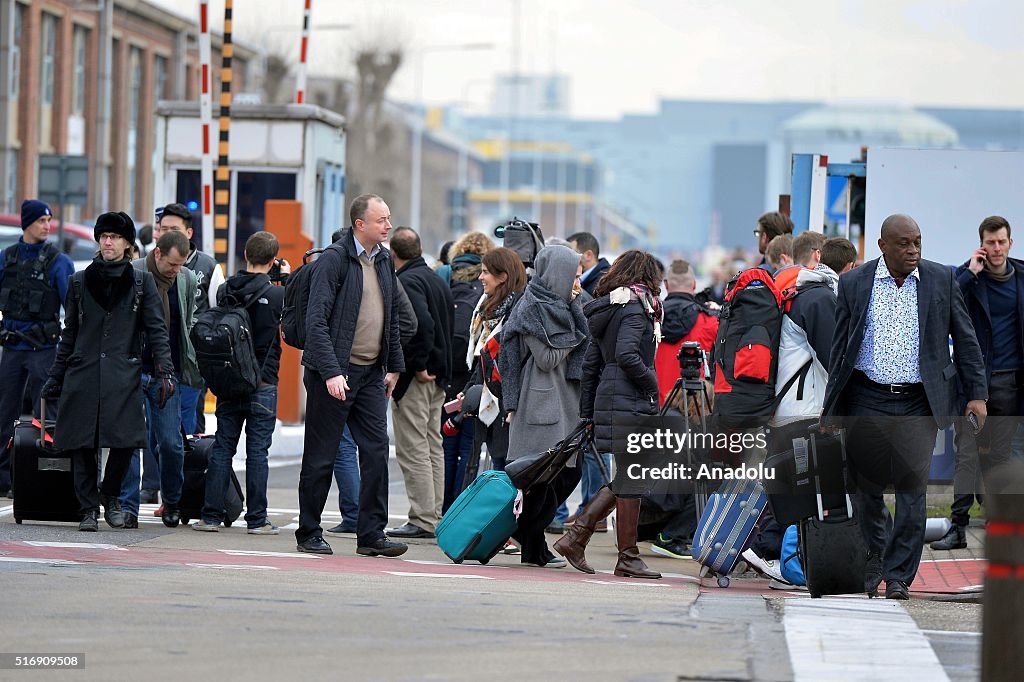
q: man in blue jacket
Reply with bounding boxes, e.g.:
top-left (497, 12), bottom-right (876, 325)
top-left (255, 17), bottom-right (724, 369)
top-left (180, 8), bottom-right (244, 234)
top-left (296, 194), bottom-right (407, 557)
top-left (933, 216), bottom-right (1023, 550)
top-left (0, 200), bottom-right (75, 497)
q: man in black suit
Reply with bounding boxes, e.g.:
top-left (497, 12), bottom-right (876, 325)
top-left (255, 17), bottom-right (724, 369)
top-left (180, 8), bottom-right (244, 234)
top-left (822, 214), bottom-right (987, 600)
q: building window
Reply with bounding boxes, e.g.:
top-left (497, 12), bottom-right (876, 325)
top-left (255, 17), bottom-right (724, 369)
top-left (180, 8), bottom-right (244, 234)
top-left (126, 47), bottom-right (142, 213)
top-left (72, 26), bottom-right (88, 115)
top-left (154, 55), bottom-right (168, 101)
top-left (38, 13), bottom-right (57, 148)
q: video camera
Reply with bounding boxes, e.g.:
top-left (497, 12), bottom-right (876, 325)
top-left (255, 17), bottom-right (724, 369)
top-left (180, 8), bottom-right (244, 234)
top-left (678, 341), bottom-right (704, 382)
top-left (494, 217), bottom-right (545, 268)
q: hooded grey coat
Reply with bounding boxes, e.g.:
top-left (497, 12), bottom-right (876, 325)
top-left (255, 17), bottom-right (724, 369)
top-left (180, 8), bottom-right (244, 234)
top-left (501, 245), bottom-right (588, 461)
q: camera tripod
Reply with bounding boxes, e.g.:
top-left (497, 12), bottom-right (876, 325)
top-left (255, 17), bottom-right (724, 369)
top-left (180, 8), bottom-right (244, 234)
top-left (660, 372), bottom-right (712, 520)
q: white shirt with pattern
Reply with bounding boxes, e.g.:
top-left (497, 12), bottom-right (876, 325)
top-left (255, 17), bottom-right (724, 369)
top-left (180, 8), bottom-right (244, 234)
top-left (853, 258), bottom-right (922, 384)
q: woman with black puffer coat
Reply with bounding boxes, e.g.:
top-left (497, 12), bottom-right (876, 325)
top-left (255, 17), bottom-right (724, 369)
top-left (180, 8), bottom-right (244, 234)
top-left (554, 250), bottom-right (664, 579)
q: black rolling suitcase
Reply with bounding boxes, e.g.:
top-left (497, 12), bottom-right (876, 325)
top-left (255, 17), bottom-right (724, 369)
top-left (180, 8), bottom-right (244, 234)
top-left (11, 399), bottom-right (80, 524)
top-left (795, 428), bottom-right (868, 598)
top-left (178, 435), bottom-right (244, 526)
top-left (764, 420), bottom-right (849, 527)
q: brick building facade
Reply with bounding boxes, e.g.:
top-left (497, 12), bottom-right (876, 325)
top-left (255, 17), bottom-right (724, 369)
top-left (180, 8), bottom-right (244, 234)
top-left (0, 0), bottom-right (257, 222)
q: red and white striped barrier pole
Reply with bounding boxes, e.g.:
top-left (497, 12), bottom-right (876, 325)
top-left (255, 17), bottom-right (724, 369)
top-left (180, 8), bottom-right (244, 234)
top-left (198, 0), bottom-right (214, 254)
top-left (296, 0), bottom-right (311, 103)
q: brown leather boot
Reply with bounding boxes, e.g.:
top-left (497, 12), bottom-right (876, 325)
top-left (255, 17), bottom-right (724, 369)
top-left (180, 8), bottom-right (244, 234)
top-left (553, 486), bottom-right (616, 574)
top-left (613, 498), bottom-right (661, 579)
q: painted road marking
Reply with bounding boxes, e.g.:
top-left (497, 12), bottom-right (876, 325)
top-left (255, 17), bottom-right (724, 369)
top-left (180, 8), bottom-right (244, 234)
top-left (186, 563), bottom-right (280, 571)
top-left (384, 571), bottom-right (493, 580)
top-left (785, 599), bottom-right (949, 682)
top-left (0, 556), bottom-right (80, 565)
top-left (582, 579), bottom-right (670, 587)
top-left (25, 541), bottom-right (127, 551)
top-left (218, 549), bottom-right (323, 559)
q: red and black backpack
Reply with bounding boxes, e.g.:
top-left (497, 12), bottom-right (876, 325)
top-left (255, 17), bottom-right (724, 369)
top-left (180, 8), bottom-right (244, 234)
top-left (711, 268), bottom-right (785, 428)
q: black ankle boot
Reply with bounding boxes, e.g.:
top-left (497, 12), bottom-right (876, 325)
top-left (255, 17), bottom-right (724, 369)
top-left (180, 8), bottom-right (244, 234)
top-left (100, 493), bottom-right (125, 528)
top-left (929, 523), bottom-right (967, 550)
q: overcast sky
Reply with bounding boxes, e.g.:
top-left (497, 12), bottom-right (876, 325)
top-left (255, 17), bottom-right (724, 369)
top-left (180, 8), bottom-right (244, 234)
top-left (157, 0), bottom-right (1024, 119)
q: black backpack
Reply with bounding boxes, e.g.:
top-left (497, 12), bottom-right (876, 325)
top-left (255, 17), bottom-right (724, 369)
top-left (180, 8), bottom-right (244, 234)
top-left (280, 242), bottom-right (348, 349)
top-left (191, 283), bottom-right (272, 399)
top-left (449, 277), bottom-right (483, 376)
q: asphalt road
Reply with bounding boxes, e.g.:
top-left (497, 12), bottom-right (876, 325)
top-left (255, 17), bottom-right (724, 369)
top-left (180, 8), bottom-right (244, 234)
top-left (0, 461), bottom-right (985, 681)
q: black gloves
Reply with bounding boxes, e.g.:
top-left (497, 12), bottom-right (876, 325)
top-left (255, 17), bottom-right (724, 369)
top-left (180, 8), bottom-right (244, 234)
top-left (157, 374), bottom-right (177, 409)
top-left (40, 378), bottom-right (62, 401)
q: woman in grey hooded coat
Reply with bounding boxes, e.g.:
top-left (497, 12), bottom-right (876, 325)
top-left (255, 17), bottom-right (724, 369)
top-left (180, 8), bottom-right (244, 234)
top-left (499, 244), bottom-right (589, 566)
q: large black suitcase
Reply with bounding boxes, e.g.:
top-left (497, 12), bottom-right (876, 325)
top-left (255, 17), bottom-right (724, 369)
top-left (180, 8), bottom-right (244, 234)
top-left (178, 435), bottom-right (244, 526)
top-left (795, 428), bottom-right (868, 598)
top-left (11, 400), bottom-right (80, 524)
top-left (764, 421), bottom-right (849, 527)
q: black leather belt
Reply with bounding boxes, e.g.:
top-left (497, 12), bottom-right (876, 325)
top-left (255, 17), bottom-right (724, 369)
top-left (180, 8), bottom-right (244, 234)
top-left (853, 370), bottom-right (924, 394)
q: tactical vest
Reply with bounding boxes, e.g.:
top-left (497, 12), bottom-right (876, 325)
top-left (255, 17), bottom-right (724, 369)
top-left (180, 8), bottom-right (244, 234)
top-left (0, 243), bottom-right (61, 325)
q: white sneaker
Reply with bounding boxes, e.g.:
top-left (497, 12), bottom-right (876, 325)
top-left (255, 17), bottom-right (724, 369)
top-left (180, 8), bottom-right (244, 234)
top-left (741, 548), bottom-right (785, 582)
top-left (247, 522), bottom-right (280, 535)
top-left (191, 520), bottom-right (220, 532)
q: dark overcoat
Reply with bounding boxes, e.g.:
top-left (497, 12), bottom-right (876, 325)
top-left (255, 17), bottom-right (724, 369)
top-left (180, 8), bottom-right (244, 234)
top-left (48, 261), bottom-right (173, 450)
top-left (580, 296), bottom-right (660, 453)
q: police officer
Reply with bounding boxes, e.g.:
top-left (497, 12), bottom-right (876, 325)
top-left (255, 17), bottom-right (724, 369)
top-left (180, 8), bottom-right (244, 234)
top-left (0, 200), bottom-right (75, 497)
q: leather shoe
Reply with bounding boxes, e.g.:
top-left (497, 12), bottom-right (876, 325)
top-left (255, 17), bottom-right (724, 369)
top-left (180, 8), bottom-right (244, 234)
top-left (865, 550), bottom-right (883, 597)
top-left (885, 580), bottom-right (910, 600)
top-left (386, 522), bottom-right (435, 539)
top-left (79, 510), bottom-right (99, 532)
top-left (100, 493), bottom-right (125, 529)
top-left (296, 536), bottom-right (333, 555)
top-left (161, 504), bottom-right (181, 528)
top-left (123, 513), bottom-right (139, 529)
top-left (357, 537), bottom-right (408, 557)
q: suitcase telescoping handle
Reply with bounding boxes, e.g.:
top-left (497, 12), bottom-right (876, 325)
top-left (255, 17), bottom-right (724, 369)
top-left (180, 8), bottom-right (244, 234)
top-left (37, 398), bottom-right (48, 451)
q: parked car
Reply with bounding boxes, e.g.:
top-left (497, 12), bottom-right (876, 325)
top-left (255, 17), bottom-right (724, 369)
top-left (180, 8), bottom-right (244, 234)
top-left (0, 214), bottom-right (97, 271)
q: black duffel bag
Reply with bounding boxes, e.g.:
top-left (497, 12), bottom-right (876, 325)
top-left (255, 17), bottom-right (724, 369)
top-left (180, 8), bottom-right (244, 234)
top-left (506, 420), bottom-right (593, 491)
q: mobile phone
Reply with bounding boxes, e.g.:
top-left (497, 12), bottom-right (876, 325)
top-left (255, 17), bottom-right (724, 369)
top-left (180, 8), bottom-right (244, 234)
top-left (443, 397), bottom-right (463, 414)
top-left (968, 412), bottom-right (980, 434)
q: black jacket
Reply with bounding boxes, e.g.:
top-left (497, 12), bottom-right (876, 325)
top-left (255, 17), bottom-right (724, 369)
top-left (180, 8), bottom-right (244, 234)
top-left (580, 258), bottom-right (611, 297)
top-left (954, 257), bottom-right (1024, 385)
top-left (302, 231), bottom-right (405, 380)
top-left (394, 256), bottom-right (454, 402)
top-left (580, 296), bottom-right (659, 453)
top-left (218, 271), bottom-right (285, 385)
top-left (822, 257), bottom-right (987, 429)
top-left (49, 259), bottom-right (173, 450)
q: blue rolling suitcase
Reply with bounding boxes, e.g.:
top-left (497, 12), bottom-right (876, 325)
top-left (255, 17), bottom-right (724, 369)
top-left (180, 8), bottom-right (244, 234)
top-left (437, 470), bottom-right (519, 564)
top-left (690, 477), bottom-right (768, 587)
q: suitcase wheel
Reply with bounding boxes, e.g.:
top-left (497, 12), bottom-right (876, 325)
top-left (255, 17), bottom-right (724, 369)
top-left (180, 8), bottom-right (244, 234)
top-left (717, 575), bottom-right (730, 588)
top-left (224, 519), bottom-right (233, 528)
top-left (15, 517), bottom-right (22, 524)
top-left (453, 558), bottom-right (464, 564)
top-left (180, 516), bottom-right (190, 525)
top-left (478, 558), bottom-right (489, 565)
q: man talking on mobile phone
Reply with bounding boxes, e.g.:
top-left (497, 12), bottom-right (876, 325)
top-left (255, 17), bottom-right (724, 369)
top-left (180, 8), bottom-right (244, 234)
top-left (931, 216), bottom-right (1024, 551)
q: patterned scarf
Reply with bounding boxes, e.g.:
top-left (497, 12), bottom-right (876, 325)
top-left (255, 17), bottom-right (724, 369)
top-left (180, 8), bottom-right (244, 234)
top-left (470, 292), bottom-right (517, 349)
top-left (628, 283), bottom-right (664, 341)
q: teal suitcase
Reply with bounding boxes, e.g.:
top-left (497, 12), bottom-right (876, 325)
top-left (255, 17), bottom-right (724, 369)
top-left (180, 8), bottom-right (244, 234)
top-left (437, 470), bottom-right (519, 564)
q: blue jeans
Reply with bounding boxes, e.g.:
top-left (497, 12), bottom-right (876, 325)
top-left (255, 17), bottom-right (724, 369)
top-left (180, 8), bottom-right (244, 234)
top-left (573, 451), bottom-right (612, 516)
top-left (442, 424), bottom-right (476, 512)
top-left (178, 384), bottom-right (201, 435)
top-left (203, 383), bottom-right (277, 528)
top-left (121, 373), bottom-right (184, 512)
top-left (333, 425), bottom-right (360, 526)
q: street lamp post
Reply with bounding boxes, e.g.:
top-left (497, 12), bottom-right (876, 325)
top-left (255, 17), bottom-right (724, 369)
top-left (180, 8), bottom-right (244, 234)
top-left (409, 43), bottom-right (493, 232)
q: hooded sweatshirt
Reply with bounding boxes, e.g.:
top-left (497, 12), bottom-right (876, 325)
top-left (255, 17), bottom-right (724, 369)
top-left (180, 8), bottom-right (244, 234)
top-left (217, 271), bottom-right (285, 385)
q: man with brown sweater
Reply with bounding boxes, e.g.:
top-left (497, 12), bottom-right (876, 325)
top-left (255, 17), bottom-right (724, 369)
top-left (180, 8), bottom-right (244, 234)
top-left (296, 194), bottom-right (407, 557)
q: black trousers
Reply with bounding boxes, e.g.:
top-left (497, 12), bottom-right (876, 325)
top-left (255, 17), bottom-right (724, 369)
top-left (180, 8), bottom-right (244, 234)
top-left (297, 365), bottom-right (390, 546)
top-left (70, 447), bottom-right (133, 516)
top-left (513, 463), bottom-right (582, 564)
top-left (843, 375), bottom-right (936, 586)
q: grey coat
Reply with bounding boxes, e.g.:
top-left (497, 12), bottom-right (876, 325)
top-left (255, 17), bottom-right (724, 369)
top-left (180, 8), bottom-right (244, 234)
top-left (506, 335), bottom-right (582, 461)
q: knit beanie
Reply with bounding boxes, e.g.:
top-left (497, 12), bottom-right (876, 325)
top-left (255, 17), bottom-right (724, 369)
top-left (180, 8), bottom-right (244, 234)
top-left (21, 199), bottom-right (51, 229)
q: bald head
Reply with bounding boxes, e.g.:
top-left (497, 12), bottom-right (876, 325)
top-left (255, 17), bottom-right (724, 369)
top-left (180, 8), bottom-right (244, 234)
top-left (878, 214), bottom-right (922, 277)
